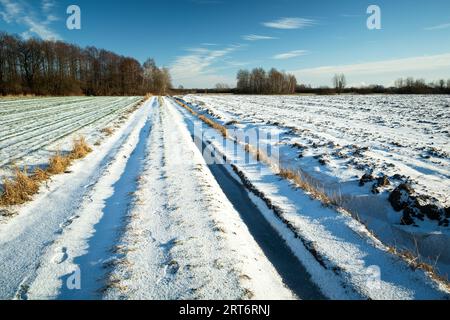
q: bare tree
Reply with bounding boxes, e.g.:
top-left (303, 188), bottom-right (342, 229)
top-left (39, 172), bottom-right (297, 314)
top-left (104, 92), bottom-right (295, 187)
top-left (236, 69), bottom-right (250, 93)
top-left (395, 78), bottom-right (404, 88)
top-left (236, 67), bottom-right (297, 94)
top-left (332, 74), bottom-right (346, 94)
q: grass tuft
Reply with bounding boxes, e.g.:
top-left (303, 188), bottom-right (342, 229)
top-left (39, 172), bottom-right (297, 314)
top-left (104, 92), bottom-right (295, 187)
top-left (1, 136), bottom-right (93, 208)
top-left (70, 137), bottom-right (92, 160)
top-left (101, 127), bottom-right (114, 136)
top-left (47, 152), bottom-right (72, 175)
top-left (32, 168), bottom-right (50, 182)
top-left (0, 167), bottom-right (40, 206)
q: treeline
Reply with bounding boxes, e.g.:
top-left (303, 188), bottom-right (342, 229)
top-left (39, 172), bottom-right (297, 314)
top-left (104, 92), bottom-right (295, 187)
top-left (236, 68), bottom-right (297, 94)
top-left (0, 31), bottom-right (171, 96)
top-left (392, 77), bottom-right (450, 94)
top-left (297, 77), bottom-right (450, 95)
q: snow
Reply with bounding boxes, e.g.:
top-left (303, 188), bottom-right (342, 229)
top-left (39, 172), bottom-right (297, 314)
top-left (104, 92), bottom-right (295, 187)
top-left (0, 98), bottom-right (152, 299)
top-left (25, 98), bottom-right (155, 300)
top-left (0, 96), bottom-right (142, 177)
top-left (183, 94), bottom-right (449, 206)
top-left (0, 94), bottom-right (448, 300)
top-left (103, 97), bottom-right (294, 300)
top-left (172, 96), bottom-right (450, 300)
top-left (0, 97), bottom-right (295, 300)
top-left (182, 94), bottom-right (450, 277)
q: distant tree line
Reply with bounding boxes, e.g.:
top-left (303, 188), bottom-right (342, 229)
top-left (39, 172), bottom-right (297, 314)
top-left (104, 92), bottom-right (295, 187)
top-left (392, 77), bottom-right (450, 94)
top-left (296, 76), bottom-right (450, 95)
top-left (0, 31), bottom-right (172, 96)
top-left (171, 74), bottom-right (450, 96)
top-left (236, 68), bottom-right (297, 94)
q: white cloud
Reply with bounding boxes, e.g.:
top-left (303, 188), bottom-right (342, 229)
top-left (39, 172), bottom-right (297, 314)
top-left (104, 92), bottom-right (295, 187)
top-left (273, 50), bottom-right (308, 60)
top-left (41, 0), bottom-right (55, 13)
top-left (242, 34), bottom-right (277, 41)
top-left (290, 53), bottom-right (450, 86)
top-left (0, 0), bottom-right (61, 40)
top-left (263, 17), bottom-right (316, 29)
top-left (170, 45), bottom-right (241, 88)
top-left (424, 23), bottom-right (450, 31)
top-left (22, 16), bottom-right (60, 40)
top-left (0, 0), bottom-right (21, 23)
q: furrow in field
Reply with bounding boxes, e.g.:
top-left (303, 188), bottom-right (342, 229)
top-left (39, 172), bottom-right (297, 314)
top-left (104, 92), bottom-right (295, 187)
top-left (0, 97), bottom-right (118, 130)
top-left (0, 97), bottom-right (93, 113)
top-left (0, 98), bottom-right (141, 167)
top-left (0, 98), bottom-right (125, 143)
top-left (0, 97), bottom-right (99, 122)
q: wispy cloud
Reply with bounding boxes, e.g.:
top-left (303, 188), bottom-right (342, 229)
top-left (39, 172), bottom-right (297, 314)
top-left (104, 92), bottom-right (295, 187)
top-left (0, 0), bottom-right (21, 23)
top-left (170, 44), bottom-right (243, 88)
top-left (242, 34), bottom-right (277, 41)
top-left (263, 17), bottom-right (316, 29)
top-left (273, 50), bottom-right (308, 60)
top-left (424, 23), bottom-right (450, 31)
top-left (0, 0), bottom-right (61, 40)
top-left (41, 0), bottom-right (54, 12)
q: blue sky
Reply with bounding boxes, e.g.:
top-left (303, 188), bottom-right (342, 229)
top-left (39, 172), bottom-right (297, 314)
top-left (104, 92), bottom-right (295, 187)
top-left (1, 0), bottom-right (450, 88)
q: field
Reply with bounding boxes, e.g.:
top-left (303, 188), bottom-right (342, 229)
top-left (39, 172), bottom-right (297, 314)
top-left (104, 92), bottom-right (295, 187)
top-left (0, 96), bottom-right (449, 300)
top-left (184, 94), bottom-right (450, 272)
top-left (185, 94), bottom-right (450, 206)
top-left (0, 97), bottom-right (142, 171)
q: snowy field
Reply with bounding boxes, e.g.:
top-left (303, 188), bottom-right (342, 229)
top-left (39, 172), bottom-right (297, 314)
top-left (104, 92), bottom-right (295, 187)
top-left (183, 94), bottom-right (450, 274)
top-left (0, 96), bottom-right (142, 175)
top-left (184, 94), bottom-right (450, 205)
top-left (0, 96), bottom-right (449, 300)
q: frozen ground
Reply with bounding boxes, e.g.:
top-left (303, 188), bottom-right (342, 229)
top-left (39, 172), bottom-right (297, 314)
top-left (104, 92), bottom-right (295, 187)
top-left (171, 97), bottom-right (450, 300)
top-left (183, 94), bottom-right (449, 206)
top-left (0, 97), bottom-right (297, 300)
top-left (0, 96), bottom-right (142, 179)
top-left (183, 94), bottom-right (450, 272)
top-left (0, 95), bottom-right (448, 300)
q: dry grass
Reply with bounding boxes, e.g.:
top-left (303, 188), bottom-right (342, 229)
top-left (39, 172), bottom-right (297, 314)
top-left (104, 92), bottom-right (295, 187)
top-left (387, 245), bottom-right (450, 290)
top-left (47, 153), bottom-right (72, 175)
top-left (279, 168), bottom-right (333, 205)
top-left (0, 167), bottom-right (40, 206)
top-left (32, 168), bottom-right (50, 182)
top-left (174, 99), bottom-right (197, 115)
top-left (101, 127), bottom-right (114, 136)
top-left (174, 99), bottom-right (228, 137)
top-left (70, 137), bottom-right (92, 160)
top-left (198, 115), bottom-right (228, 137)
top-left (0, 136), bottom-right (92, 208)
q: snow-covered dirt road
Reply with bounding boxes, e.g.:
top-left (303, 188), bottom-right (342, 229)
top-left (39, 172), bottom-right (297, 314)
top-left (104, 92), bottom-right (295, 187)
top-left (0, 97), bottom-right (301, 300)
top-left (0, 96), bottom-right (448, 300)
